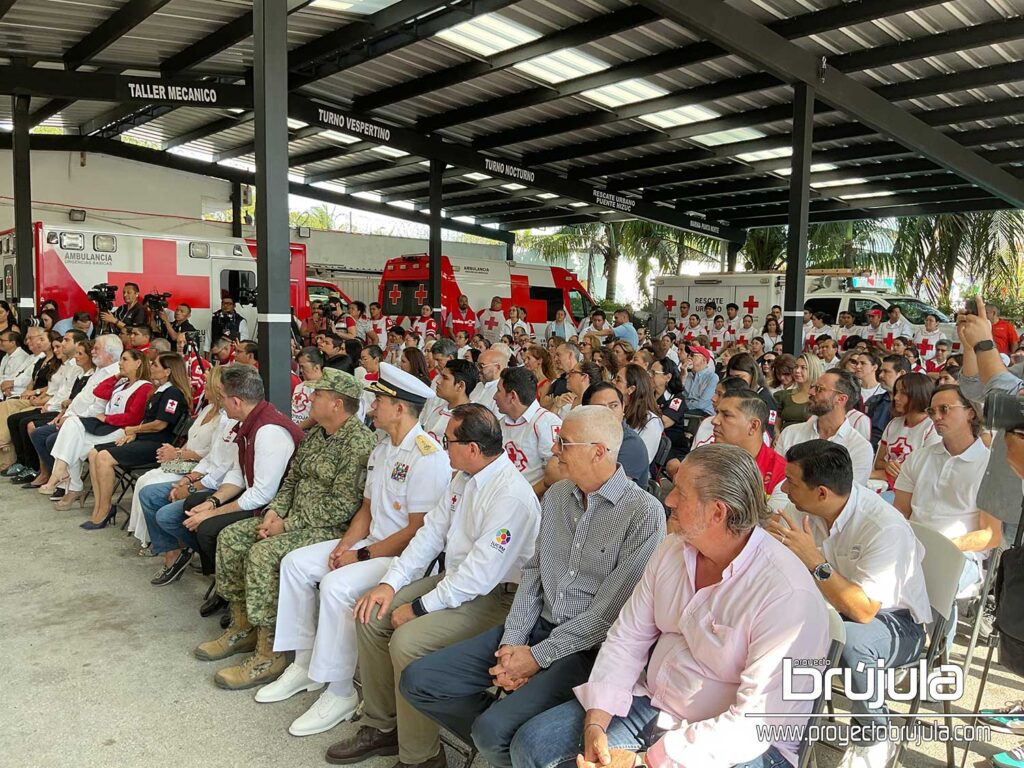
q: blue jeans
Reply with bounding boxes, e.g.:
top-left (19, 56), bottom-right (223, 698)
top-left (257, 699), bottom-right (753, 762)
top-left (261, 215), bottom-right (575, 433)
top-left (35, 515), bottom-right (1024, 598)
top-left (139, 481), bottom-right (197, 555)
top-left (401, 621), bottom-right (596, 768)
top-left (30, 422), bottom-right (59, 472)
top-left (842, 609), bottom-right (926, 742)
top-left (509, 696), bottom-right (788, 768)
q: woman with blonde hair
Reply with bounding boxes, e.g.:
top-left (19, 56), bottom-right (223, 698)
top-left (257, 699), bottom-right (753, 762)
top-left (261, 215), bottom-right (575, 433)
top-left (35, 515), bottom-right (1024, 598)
top-left (82, 352), bottom-right (192, 530)
top-left (128, 363), bottom-right (227, 549)
top-left (610, 339), bottom-right (635, 368)
top-left (775, 352), bottom-right (823, 431)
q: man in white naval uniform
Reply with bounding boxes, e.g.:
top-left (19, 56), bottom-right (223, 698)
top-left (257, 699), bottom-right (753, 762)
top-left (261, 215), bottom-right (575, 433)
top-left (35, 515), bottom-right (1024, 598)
top-left (259, 363), bottom-right (451, 737)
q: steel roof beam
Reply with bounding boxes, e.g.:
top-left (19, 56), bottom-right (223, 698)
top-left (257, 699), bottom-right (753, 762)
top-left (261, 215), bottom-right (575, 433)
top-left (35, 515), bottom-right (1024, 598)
top-left (163, 112), bottom-right (254, 150)
top-left (733, 197), bottom-right (1009, 229)
top-left (416, 0), bottom-right (945, 134)
top-left (499, 212), bottom-right (623, 230)
top-left (355, 5), bottom-right (658, 111)
top-left (477, 18), bottom-right (1024, 154)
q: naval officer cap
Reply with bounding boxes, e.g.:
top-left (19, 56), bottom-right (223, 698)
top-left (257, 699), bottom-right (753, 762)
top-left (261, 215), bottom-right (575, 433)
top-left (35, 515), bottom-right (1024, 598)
top-left (367, 362), bottom-right (435, 406)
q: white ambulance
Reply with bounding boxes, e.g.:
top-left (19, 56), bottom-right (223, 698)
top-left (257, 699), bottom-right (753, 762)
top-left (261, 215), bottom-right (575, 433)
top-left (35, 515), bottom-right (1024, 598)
top-left (0, 221), bottom-right (348, 343)
top-left (378, 253), bottom-right (598, 337)
top-left (653, 271), bottom-right (957, 348)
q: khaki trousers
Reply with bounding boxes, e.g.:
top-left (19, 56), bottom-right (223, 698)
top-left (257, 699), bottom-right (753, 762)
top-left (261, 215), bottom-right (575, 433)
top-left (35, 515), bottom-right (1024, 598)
top-left (356, 574), bottom-right (514, 764)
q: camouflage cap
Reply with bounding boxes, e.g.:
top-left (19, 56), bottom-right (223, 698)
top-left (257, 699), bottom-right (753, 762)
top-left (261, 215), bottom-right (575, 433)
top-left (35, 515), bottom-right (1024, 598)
top-left (310, 367), bottom-right (363, 398)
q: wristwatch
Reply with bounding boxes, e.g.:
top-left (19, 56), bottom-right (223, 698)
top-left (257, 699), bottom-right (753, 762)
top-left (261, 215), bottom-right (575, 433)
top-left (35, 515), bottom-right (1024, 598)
top-left (410, 597), bottom-right (428, 617)
top-left (973, 340), bottom-right (996, 354)
top-left (357, 546), bottom-right (371, 562)
top-left (812, 562), bottom-right (833, 582)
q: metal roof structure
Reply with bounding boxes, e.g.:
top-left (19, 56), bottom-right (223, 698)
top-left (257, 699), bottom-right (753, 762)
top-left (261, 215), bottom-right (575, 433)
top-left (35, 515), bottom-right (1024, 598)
top-left (2, 0), bottom-right (1022, 243)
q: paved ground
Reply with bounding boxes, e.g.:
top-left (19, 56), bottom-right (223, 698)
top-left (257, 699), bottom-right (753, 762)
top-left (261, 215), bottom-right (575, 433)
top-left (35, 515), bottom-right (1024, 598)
top-left (2, 481), bottom-right (1020, 767)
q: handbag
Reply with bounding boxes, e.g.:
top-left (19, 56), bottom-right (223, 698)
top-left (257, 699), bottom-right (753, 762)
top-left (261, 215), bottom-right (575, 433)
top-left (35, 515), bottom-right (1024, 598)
top-left (79, 416), bottom-right (121, 436)
top-left (160, 457), bottom-right (199, 475)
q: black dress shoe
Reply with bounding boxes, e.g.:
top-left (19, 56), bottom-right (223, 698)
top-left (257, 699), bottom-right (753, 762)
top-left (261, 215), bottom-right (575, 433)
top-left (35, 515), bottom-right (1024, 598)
top-left (200, 592), bottom-right (228, 618)
top-left (11, 471), bottom-right (37, 484)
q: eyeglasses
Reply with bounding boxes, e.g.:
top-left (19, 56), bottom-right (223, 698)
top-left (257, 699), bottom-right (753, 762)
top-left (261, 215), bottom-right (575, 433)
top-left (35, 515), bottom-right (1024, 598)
top-left (442, 436), bottom-right (474, 450)
top-left (808, 384), bottom-right (839, 395)
top-left (926, 404), bottom-right (969, 418)
top-left (555, 436), bottom-right (602, 449)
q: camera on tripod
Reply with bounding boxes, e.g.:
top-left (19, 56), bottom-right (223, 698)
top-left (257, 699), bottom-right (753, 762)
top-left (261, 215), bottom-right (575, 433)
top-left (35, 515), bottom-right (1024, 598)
top-left (87, 283), bottom-right (117, 314)
top-left (237, 287), bottom-right (257, 306)
top-left (985, 391), bottom-right (1024, 433)
top-left (144, 292), bottom-right (172, 313)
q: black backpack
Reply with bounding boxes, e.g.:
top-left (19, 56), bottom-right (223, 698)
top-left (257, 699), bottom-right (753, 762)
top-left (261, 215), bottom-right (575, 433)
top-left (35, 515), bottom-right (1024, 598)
top-left (995, 544), bottom-right (1024, 676)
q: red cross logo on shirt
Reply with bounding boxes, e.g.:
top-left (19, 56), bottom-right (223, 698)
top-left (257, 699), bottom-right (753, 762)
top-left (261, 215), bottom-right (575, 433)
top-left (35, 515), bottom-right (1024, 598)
top-left (888, 436), bottom-right (911, 460)
top-left (388, 286), bottom-right (402, 304)
top-left (663, 295), bottom-right (677, 313)
top-left (742, 295), bottom-right (759, 314)
top-left (504, 441), bottom-right (528, 471)
top-left (709, 336), bottom-right (723, 352)
top-left (484, 315), bottom-right (499, 330)
top-left (883, 332), bottom-right (895, 350)
top-left (916, 337), bottom-right (934, 357)
top-left (414, 284), bottom-right (428, 304)
top-left (109, 239), bottom-right (211, 308)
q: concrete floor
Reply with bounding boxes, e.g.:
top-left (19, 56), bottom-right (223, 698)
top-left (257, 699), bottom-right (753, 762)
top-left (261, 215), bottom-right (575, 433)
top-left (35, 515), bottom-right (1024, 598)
top-left (2, 481), bottom-right (1021, 768)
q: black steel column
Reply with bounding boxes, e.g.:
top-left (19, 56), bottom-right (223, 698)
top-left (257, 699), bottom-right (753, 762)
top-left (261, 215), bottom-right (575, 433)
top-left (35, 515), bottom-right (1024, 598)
top-left (726, 241), bottom-right (742, 273)
top-left (11, 95), bottom-right (33, 325)
top-left (231, 181), bottom-right (243, 238)
top-left (782, 83), bottom-right (813, 356)
top-left (253, 0), bottom-right (290, 410)
top-left (505, 239), bottom-right (514, 262)
top-left (428, 159), bottom-right (444, 330)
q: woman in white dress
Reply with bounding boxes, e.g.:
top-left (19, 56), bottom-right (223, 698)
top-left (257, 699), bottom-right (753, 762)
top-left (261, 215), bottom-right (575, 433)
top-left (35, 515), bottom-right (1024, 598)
top-left (128, 365), bottom-right (227, 551)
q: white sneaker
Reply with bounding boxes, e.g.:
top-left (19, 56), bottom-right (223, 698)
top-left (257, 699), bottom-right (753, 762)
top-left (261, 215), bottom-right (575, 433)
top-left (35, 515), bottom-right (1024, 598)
top-left (837, 740), bottom-right (895, 768)
top-left (254, 662), bottom-right (323, 703)
top-left (288, 689), bottom-right (360, 737)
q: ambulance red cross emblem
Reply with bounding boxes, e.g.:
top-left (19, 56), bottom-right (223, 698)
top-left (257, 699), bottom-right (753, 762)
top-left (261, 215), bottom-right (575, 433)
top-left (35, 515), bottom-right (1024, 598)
top-left (108, 239), bottom-right (211, 308)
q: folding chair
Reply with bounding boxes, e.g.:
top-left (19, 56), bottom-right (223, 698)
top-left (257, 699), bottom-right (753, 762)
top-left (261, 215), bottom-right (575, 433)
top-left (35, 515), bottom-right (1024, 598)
top-left (647, 434), bottom-right (672, 498)
top-left (798, 608), bottom-right (846, 768)
top-left (890, 522), bottom-right (965, 768)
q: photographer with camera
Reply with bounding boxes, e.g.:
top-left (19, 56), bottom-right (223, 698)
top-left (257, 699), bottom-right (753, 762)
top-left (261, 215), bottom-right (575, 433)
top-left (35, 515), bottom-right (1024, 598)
top-left (210, 296), bottom-right (249, 345)
top-left (160, 303), bottom-right (197, 344)
top-left (98, 282), bottom-right (147, 338)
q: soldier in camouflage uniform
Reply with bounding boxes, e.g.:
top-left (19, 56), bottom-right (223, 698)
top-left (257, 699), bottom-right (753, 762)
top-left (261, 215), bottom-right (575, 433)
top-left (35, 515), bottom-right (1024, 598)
top-left (194, 368), bottom-right (376, 690)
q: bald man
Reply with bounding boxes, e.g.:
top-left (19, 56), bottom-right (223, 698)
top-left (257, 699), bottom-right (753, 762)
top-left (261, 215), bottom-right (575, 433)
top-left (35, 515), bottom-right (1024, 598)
top-left (470, 343), bottom-right (511, 416)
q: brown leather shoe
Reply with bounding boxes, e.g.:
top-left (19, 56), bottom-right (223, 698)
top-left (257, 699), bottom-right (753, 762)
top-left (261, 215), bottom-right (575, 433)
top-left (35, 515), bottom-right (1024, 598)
top-left (390, 751), bottom-right (448, 768)
top-left (325, 725), bottom-right (399, 765)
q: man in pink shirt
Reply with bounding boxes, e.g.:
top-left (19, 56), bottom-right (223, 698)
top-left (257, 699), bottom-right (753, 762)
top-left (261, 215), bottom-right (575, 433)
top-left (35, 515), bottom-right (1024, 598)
top-left (510, 444), bottom-right (830, 768)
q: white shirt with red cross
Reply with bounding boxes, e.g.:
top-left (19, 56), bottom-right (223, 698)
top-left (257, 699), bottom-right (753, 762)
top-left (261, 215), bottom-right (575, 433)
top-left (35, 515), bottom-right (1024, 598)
top-left (477, 309), bottom-right (506, 344)
top-left (912, 330), bottom-right (944, 361)
top-left (499, 400), bottom-right (562, 485)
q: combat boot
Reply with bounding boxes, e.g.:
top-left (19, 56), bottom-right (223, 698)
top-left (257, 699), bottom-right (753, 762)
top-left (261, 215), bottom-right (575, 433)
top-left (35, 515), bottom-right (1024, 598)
top-left (213, 626), bottom-right (289, 690)
top-left (193, 601), bottom-right (256, 661)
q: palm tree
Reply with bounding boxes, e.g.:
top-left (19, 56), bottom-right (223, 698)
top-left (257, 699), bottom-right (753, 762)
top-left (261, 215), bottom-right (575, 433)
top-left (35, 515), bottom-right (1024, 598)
top-left (521, 222), bottom-right (624, 301)
top-left (740, 227), bottom-right (788, 271)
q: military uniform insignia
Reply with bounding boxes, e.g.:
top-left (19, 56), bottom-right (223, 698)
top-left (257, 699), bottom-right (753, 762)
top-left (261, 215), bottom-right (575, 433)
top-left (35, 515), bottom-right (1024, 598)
top-left (415, 434), bottom-right (439, 455)
top-left (391, 462), bottom-right (410, 482)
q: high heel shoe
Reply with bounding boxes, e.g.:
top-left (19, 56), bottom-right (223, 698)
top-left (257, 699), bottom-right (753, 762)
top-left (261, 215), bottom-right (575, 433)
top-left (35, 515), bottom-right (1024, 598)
top-left (54, 491), bottom-right (84, 511)
top-left (39, 476), bottom-right (66, 495)
top-left (80, 506), bottom-right (116, 531)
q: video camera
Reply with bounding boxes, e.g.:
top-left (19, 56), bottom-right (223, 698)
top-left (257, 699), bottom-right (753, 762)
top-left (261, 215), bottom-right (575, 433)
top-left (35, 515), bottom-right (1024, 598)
top-left (87, 283), bottom-right (117, 314)
top-left (237, 287), bottom-right (257, 306)
top-left (144, 292), bottom-right (172, 313)
top-left (985, 391), bottom-right (1024, 433)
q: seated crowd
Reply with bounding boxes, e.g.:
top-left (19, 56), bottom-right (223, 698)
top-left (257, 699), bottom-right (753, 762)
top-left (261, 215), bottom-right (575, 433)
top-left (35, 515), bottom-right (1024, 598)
top-left (5, 292), bottom-right (1019, 768)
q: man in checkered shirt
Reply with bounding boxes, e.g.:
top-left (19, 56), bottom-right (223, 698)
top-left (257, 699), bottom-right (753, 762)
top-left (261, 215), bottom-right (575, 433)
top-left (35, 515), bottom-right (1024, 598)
top-left (400, 405), bottom-right (666, 768)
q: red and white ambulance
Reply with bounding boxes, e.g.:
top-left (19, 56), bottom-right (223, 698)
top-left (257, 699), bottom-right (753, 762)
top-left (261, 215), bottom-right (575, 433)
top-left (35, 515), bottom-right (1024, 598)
top-left (378, 253), bottom-right (598, 338)
top-left (0, 222), bottom-right (348, 339)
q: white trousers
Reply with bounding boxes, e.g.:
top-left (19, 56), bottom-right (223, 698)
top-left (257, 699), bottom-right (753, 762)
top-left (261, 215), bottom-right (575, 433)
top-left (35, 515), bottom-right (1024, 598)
top-left (128, 468), bottom-right (185, 547)
top-left (274, 537), bottom-right (393, 685)
top-left (51, 416), bottom-right (124, 492)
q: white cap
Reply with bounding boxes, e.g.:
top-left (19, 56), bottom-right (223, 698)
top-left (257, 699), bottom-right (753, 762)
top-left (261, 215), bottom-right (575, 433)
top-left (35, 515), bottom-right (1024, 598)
top-left (367, 362), bottom-right (435, 405)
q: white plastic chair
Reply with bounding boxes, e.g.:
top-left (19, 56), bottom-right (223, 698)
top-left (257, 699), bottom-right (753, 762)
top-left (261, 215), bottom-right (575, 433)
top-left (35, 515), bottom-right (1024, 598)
top-left (798, 607), bottom-right (846, 768)
top-left (890, 522), bottom-right (966, 768)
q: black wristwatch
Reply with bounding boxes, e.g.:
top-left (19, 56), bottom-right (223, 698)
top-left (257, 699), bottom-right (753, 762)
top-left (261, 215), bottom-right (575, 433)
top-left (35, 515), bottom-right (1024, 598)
top-left (973, 340), bottom-right (996, 354)
top-left (357, 546), bottom-right (371, 562)
top-left (410, 597), bottom-right (428, 617)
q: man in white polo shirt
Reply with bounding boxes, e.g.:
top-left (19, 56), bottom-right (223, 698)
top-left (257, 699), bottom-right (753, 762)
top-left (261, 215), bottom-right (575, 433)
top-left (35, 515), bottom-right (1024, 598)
top-left (494, 365), bottom-right (562, 496)
top-left (470, 344), bottom-right (511, 416)
top-left (770, 440), bottom-right (930, 768)
top-left (776, 369), bottom-right (874, 485)
top-left (422, 360), bottom-right (478, 443)
top-left (894, 384), bottom-right (1001, 599)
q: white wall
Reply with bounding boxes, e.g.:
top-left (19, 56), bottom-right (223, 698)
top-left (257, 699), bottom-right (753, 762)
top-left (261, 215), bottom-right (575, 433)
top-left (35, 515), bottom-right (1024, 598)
top-left (0, 149), bottom-right (511, 271)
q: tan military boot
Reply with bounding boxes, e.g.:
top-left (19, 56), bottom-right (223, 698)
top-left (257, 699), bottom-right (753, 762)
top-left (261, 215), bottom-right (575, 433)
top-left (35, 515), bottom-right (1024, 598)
top-left (193, 602), bottom-right (256, 661)
top-left (213, 626), bottom-right (289, 690)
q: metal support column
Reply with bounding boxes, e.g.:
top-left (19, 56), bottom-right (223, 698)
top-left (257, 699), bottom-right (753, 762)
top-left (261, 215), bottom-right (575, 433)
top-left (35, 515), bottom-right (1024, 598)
top-left (505, 240), bottom-right (514, 262)
top-left (782, 83), bottom-right (813, 356)
top-left (11, 94), bottom-right (33, 324)
top-left (428, 158), bottom-right (444, 330)
top-left (726, 241), bottom-right (742, 273)
top-left (253, 0), bottom-right (291, 410)
top-left (231, 181), bottom-right (243, 238)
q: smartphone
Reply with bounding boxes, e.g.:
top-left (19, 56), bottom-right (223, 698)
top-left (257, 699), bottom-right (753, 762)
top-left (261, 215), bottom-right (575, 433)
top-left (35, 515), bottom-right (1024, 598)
top-left (962, 296), bottom-right (981, 316)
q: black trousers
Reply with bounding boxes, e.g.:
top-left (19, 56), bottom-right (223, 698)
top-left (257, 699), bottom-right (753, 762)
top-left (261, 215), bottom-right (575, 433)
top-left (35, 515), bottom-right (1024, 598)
top-left (8, 409), bottom-right (52, 469)
top-left (194, 508), bottom-right (253, 576)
